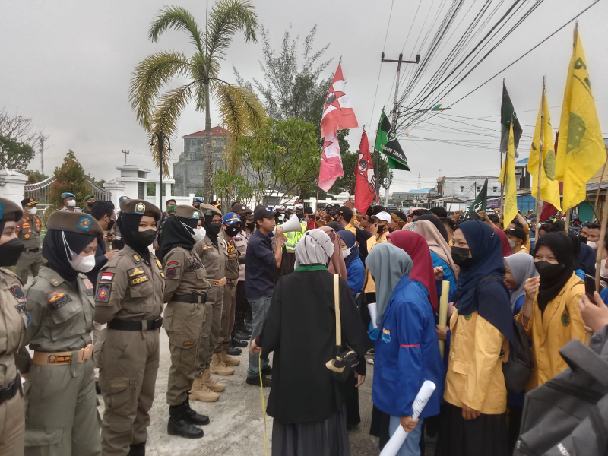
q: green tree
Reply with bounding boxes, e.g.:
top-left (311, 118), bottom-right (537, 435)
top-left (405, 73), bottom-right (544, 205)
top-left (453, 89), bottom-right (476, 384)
top-left (130, 1), bottom-right (265, 200)
top-left (0, 135), bottom-right (35, 170)
top-left (24, 169), bottom-right (48, 184)
top-left (213, 169), bottom-right (253, 207)
top-left (236, 26), bottom-right (330, 125)
top-left (0, 109), bottom-right (43, 170)
top-left (49, 150), bottom-right (89, 208)
top-left (238, 118), bottom-right (320, 201)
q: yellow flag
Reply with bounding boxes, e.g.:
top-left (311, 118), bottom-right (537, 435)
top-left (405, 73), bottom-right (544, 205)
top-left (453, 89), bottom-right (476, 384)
top-left (501, 123), bottom-right (518, 229)
top-left (556, 26), bottom-right (606, 212)
top-left (528, 83), bottom-right (561, 211)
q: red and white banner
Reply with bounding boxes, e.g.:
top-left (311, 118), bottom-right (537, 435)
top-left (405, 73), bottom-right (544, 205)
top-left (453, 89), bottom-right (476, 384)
top-left (318, 63), bottom-right (358, 192)
top-left (354, 130), bottom-right (375, 213)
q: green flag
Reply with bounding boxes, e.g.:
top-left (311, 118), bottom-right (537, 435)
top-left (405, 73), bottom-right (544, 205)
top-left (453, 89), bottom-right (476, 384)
top-left (500, 81), bottom-right (523, 153)
top-left (467, 178), bottom-right (488, 215)
top-left (375, 109), bottom-right (410, 171)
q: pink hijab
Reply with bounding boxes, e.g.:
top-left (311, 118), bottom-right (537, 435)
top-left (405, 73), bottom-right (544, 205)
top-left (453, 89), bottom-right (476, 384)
top-left (404, 220), bottom-right (455, 270)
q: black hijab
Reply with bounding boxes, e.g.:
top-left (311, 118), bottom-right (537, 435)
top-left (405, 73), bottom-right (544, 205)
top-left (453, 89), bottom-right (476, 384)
top-left (455, 221), bottom-right (516, 344)
top-left (414, 213), bottom-right (449, 242)
top-left (158, 216), bottom-right (197, 261)
top-left (204, 213), bottom-right (219, 246)
top-left (534, 232), bottom-right (575, 312)
top-left (117, 212), bottom-right (155, 262)
top-left (43, 229), bottom-right (96, 282)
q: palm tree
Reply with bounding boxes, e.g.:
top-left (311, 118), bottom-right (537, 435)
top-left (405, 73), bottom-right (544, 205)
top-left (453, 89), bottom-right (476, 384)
top-left (130, 1), bottom-right (265, 201)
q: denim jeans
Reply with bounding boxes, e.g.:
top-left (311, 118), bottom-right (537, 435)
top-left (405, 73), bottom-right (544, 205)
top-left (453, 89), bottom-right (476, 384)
top-left (388, 416), bottom-right (424, 456)
top-left (247, 294), bottom-right (272, 377)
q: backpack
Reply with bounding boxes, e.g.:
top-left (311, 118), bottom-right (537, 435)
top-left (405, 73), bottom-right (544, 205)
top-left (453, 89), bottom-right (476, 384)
top-left (514, 327), bottom-right (608, 456)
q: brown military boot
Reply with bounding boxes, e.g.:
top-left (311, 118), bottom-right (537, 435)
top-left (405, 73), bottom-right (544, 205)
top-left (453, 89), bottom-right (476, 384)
top-left (221, 351), bottom-right (240, 367)
top-left (189, 373), bottom-right (219, 402)
top-left (202, 369), bottom-right (225, 393)
top-left (210, 353), bottom-right (234, 376)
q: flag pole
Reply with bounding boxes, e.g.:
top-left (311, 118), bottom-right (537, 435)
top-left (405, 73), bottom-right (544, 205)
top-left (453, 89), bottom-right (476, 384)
top-left (594, 150), bottom-right (608, 217)
top-left (535, 77), bottom-right (545, 225)
top-left (595, 194), bottom-right (608, 290)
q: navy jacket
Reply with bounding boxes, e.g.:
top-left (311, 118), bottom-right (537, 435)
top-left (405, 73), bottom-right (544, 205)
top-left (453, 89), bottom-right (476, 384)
top-left (245, 230), bottom-right (277, 300)
top-left (372, 276), bottom-right (443, 418)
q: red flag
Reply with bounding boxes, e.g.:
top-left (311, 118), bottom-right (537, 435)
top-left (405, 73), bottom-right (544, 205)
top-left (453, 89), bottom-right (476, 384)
top-left (354, 130), bottom-right (375, 214)
top-left (318, 134), bottom-right (344, 192)
top-left (318, 63), bottom-right (358, 192)
top-left (320, 64), bottom-right (358, 139)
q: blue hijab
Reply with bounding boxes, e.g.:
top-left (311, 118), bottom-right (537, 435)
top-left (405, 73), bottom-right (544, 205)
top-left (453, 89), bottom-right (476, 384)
top-left (338, 230), bottom-right (359, 266)
top-left (456, 221), bottom-right (515, 344)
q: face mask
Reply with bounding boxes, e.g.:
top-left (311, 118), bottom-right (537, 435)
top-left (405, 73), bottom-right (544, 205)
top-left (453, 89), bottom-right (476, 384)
top-left (0, 238), bottom-right (25, 267)
top-left (587, 241), bottom-right (597, 249)
top-left (535, 261), bottom-right (565, 281)
top-left (341, 247), bottom-right (350, 259)
top-left (167, 204), bottom-right (177, 214)
top-left (225, 226), bottom-right (241, 237)
top-left (193, 227), bottom-right (206, 242)
top-left (207, 223), bottom-right (221, 236)
top-left (135, 229), bottom-right (157, 247)
top-left (107, 219), bottom-right (115, 232)
top-left (451, 246), bottom-right (473, 268)
top-left (67, 199), bottom-right (76, 207)
top-left (69, 252), bottom-right (96, 273)
top-left (28, 208), bottom-right (37, 215)
top-left (508, 239), bottom-right (516, 249)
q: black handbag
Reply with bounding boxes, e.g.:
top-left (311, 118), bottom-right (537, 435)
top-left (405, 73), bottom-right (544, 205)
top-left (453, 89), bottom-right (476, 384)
top-left (325, 274), bottom-right (360, 382)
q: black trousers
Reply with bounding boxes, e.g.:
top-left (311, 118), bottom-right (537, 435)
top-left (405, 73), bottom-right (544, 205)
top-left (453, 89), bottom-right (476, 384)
top-left (233, 280), bottom-right (251, 335)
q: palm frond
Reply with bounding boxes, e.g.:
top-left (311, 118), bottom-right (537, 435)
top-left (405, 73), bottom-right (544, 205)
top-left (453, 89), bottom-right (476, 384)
top-left (206, 0), bottom-right (257, 61)
top-left (129, 52), bottom-right (191, 129)
top-left (149, 6), bottom-right (204, 54)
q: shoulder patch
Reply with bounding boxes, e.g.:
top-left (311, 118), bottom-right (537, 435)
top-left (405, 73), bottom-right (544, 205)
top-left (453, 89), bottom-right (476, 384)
top-left (166, 267), bottom-right (179, 279)
top-left (155, 258), bottom-right (162, 270)
top-left (9, 284), bottom-right (26, 303)
top-left (99, 271), bottom-right (114, 282)
top-left (95, 283), bottom-right (112, 303)
top-left (166, 260), bottom-right (179, 266)
top-left (133, 254), bottom-right (142, 263)
top-left (48, 292), bottom-right (70, 310)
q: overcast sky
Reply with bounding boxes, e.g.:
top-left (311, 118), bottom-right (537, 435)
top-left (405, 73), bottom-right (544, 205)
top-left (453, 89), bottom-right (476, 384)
top-left (1, 0), bottom-right (607, 193)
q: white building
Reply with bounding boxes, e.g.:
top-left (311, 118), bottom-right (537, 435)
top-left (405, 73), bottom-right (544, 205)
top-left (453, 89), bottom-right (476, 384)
top-left (437, 175), bottom-right (501, 201)
top-left (104, 164), bottom-right (194, 209)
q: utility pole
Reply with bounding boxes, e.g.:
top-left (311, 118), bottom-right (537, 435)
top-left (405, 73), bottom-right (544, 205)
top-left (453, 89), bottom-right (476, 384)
top-left (121, 149), bottom-right (130, 165)
top-left (380, 52), bottom-right (420, 206)
top-left (39, 136), bottom-right (44, 174)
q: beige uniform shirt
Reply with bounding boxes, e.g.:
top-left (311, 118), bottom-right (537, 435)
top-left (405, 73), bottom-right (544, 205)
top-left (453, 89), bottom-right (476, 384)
top-left (17, 214), bottom-right (42, 249)
top-left (26, 265), bottom-right (94, 352)
top-left (94, 245), bottom-right (164, 324)
top-left (194, 237), bottom-right (226, 281)
top-left (163, 246), bottom-right (210, 302)
top-left (0, 269), bottom-right (27, 386)
top-left (219, 231), bottom-right (239, 281)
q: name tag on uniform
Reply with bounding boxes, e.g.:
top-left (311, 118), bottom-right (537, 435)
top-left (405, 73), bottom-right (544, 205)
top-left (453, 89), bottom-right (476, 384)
top-left (130, 275), bottom-right (149, 286)
top-left (128, 267), bottom-right (145, 278)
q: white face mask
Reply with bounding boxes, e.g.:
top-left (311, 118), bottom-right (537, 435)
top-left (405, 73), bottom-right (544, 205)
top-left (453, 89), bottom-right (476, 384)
top-left (587, 241), bottom-right (597, 249)
top-left (28, 208), bottom-right (37, 215)
top-left (69, 252), bottom-right (96, 273)
top-left (67, 199), bottom-right (76, 207)
top-left (194, 227), bottom-right (206, 243)
top-left (341, 247), bottom-right (351, 259)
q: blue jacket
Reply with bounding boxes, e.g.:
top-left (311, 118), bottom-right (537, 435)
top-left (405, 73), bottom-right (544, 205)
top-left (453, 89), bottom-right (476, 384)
top-left (372, 276), bottom-right (444, 418)
top-left (346, 257), bottom-right (365, 295)
top-left (430, 252), bottom-right (457, 303)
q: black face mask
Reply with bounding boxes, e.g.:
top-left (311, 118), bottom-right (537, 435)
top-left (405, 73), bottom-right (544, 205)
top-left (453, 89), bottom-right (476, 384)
top-left (207, 223), bottom-right (221, 236)
top-left (132, 229), bottom-right (157, 248)
top-left (225, 226), bottom-right (241, 237)
top-left (535, 261), bottom-right (565, 281)
top-left (0, 238), bottom-right (25, 267)
top-left (451, 246), bottom-right (473, 268)
top-left (107, 219), bottom-right (115, 232)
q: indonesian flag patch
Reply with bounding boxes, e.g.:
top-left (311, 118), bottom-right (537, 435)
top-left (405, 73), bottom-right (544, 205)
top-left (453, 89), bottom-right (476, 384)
top-left (100, 272), bottom-right (114, 282)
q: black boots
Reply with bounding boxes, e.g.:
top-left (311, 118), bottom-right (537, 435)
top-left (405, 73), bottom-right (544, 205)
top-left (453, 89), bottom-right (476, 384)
top-left (167, 402), bottom-right (205, 439)
top-left (127, 442), bottom-right (145, 456)
top-left (184, 400), bottom-right (210, 426)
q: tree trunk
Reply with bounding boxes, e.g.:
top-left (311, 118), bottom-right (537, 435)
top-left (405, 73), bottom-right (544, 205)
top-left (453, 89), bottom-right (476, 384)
top-left (203, 83), bottom-right (213, 202)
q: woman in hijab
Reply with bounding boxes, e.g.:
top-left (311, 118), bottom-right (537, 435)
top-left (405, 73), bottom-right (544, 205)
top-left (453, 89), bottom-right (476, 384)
top-left (438, 220), bottom-right (515, 456)
top-left (503, 252), bottom-right (537, 452)
top-left (253, 229), bottom-right (368, 456)
top-left (365, 243), bottom-right (414, 449)
top-left (519, 232), bottom-right (587, 389)
top-left (413, 213), bottom-right (449, 243)
top-left (367, 240), bottom-right (443, 456)
top-left (404, 220), bottom-right (457, 303)
top-left (318, 225), bottom-right (348, 280)
top-left (337, 230), bottom-right (365, 296)
top-left (25, 211), bottom-right (102, 455)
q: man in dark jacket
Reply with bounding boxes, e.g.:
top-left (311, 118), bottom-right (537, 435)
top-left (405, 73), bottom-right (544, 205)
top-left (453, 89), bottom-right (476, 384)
top-left (87, 201), bottom-right (116, 287)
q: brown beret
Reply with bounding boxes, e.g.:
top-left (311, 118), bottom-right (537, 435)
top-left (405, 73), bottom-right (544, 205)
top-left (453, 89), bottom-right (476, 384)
top-left (175, 205), bottom-right (201, 220)
top-left (119, 198), bottom-right (161, 219)
top-left (47, 211), bottom-right (102, 236)
top-left (21, 197), bottom-right (38, 208)
top-left (199, 203), bottom-right (221, 216)
top-left (0, 198), bottom-right (23, 223)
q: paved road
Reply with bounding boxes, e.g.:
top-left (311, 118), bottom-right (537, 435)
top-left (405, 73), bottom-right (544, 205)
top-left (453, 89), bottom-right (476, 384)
top-left (135, 330), bottom-right (380, 456)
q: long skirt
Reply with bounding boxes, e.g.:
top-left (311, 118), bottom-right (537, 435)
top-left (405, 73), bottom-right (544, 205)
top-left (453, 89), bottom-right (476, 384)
top-left (436, 403), bottom-right (508, 456)
top-left (344, 375), bottom-right (360, 430)
top-left (272, 406), bottom-right (350, 456)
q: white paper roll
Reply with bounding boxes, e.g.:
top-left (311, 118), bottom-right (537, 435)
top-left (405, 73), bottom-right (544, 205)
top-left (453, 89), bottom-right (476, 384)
top-left (368, 302), bottom-right (378, 328)
top-left (379, 381), bottom-right (436, 456)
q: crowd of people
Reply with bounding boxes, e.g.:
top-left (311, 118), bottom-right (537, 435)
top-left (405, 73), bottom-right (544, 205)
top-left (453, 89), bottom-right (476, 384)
top-left (2, 193), bottom-right (608, 456)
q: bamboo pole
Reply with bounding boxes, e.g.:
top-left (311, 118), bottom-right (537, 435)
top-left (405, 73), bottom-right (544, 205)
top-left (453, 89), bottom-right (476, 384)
top-left (595, 193), bottom-right (608, 291)
top-left (535, 77), bottom-right (545, 229)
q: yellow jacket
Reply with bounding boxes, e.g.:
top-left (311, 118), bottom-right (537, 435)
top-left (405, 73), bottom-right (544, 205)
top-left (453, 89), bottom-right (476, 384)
top-left (364, 233), bottom-right (388, 294)
top-left (444, 311), bottom-right (508, 414)
top-left (518, 273), bottom-right (587, 389)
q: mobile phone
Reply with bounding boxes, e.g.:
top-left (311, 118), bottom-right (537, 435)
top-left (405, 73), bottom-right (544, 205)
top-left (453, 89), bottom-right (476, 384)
top-left (584, 274), bottom-right (596, 300)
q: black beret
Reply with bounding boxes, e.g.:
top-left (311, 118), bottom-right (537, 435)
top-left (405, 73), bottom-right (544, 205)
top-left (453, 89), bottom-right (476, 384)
top-left (0, 198), bottom-right (23, 222)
